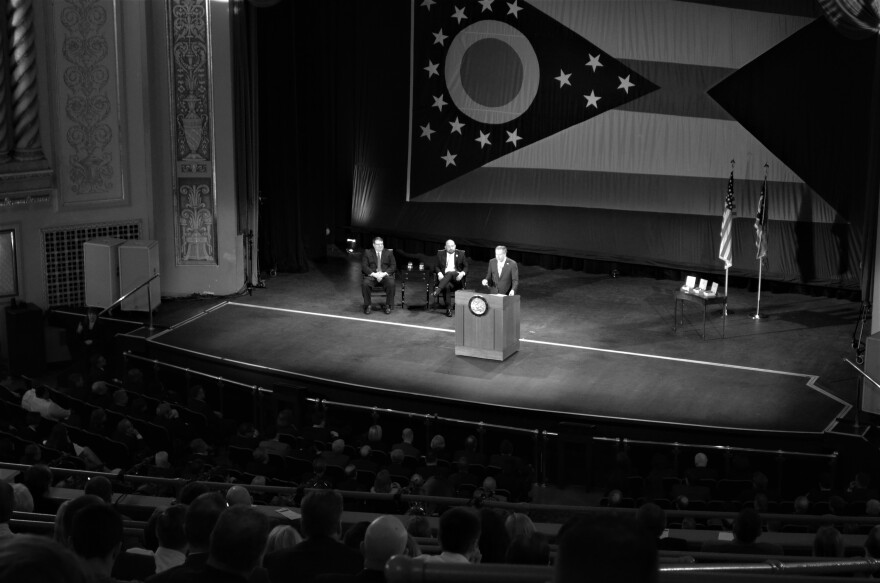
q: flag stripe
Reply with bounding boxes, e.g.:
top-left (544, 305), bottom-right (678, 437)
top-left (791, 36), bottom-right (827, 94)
top-left (719, 170), bottom-right (735, 269)
top-left (485, 110), bottom-right (804, 183)
top-left (532, 0), bottom-right (813, 68)
top-left (410, 167), bottom-right (836, 223)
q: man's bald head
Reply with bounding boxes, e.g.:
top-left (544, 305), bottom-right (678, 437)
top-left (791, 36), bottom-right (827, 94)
top-left (226, 485), bottom-right (253, 507)
top-left (363, 515), bottom-right (408, 570)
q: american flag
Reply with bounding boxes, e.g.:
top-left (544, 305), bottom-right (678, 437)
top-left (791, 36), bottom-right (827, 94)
top-left (719, 170), bottom-right (735, 269)
top-left (755, 176), bottom-right (768, 263)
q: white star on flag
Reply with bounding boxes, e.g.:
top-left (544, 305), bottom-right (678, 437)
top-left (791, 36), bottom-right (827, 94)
top-left (584, 90), bottom-right (601, 108)
top-left (433, 29), bottom-right (448, 46)
top-left (585, 54), bottom-right (602, 72)
top-left (555, 70), bottom-right (571, 88)
top-left (424, 61), bottom-right (439, 78)
top-left (449, 117), bottom-right (465, 134)
top-left (432, 94), bottom-right (447, 111)
top-left (478, 0), bottom-right (494, 12)
top-left (618, 75), bottom-right (635, 94)
top-left (421, 0), bottom-right (436, 9)
top-left (506, 129), bottom-right (522, 147)
top-left (441, 150), bottom-right (457, 167)
top-left (507, 0), bottom-right (523, 18)
top-left (452, 6), bottom-right (467, 24)
top-left (475, 130), bottom-right (491, 148)
top-left (419, 123), bottom-right (435, 140)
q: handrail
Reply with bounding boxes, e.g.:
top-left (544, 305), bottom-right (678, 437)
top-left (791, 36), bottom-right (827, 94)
top-left (591, 436), bottom-right (837, 461)
top-left (100, 272), bottom-right (161, 331)
top-left (125, 351), bottom-right (265, 393)
top-left (384, 556), bottom-right (880, 583)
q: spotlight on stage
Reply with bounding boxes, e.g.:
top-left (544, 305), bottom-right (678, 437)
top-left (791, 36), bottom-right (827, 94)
top-left (346, 238), bottom-right (356, 254)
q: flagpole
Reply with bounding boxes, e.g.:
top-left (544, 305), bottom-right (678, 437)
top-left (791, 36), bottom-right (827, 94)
top-left (751, 163), bottom-right (769, 320)
top-left (724, 159), bottom-right (733, 316)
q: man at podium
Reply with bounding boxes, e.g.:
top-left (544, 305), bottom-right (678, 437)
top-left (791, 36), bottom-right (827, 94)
top-left (482, 245), bottom-right (518, 296)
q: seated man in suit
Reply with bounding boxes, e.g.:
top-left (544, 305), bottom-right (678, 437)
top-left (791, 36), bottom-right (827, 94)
top-left (481, 245), bottom-right (518, 296)
top-left (361, 236), bottom-right (396, 315)
top-left (433, 239), bottom-right (468, 317)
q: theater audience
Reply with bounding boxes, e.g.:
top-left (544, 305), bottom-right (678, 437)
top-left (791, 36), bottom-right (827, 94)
top-left (0, 534), bottom-right (89, 583)
top-left (322, 439), bottom-right (350, 469)
top-left (11, 482), bottom-right (34, 513)
top-left (406, 515), bottom-right (432, 539)
top-left (684, 452), bottom-right (718, 483)
top-left (636, 502), bottom-right (688, 551)
top-left (421, 507), bottom-right (482, 564)
top-left (505, 513), bottom-right (536, 541)
top-left (864, 524), bottom-right (880, 559)
top-left (812, 525), bottom-right (844, 558)
top-left (84, 476), bottom-right (114, 503)
top-left (20, 385), bottom-right (70, 421)
top-left (392, 428), bottom-right (420, 459)
top-left (264, 489), bottom-right (363, 583)
top-left (554, 515), bottom-right (657, 583)
top-left (476, 508), bottom-right (509, 564)
top-left (22, 463), bottom-right (55, 514)
top-left (385, 449), bottom-right (410, 480)
top-left (226, 485), bottom-right (254, 507)
top-left (343, 521), bottom-right (370, 552)
top-left (154, 505), bottom-right (189, 573)
top-left (505, 533), bottom-right (550, 565)
top-left (360, 515), bottom-right (409, 582)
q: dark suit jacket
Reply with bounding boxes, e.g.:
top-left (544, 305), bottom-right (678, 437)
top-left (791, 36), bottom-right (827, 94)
top-left (435, 250), bottom-right (467, 276)
top-left (361, 249), bottom-right (396, 278)
top-left (484, 258), bottom-right (518, 295)
top-left (264, 535), bottom-right (363, 583)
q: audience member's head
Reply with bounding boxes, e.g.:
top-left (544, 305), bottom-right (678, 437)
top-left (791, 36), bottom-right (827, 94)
top-left (438, 507), bottom-right (481, 560)
top-left (0, 534), bottom-right (88, 583)
top-left (11, 482), bottom-right (33, 512)
top-left (867, 499), bottom-right (880, 517)
top-left (505, 512), bottom-right (536, 541)
top-left (266, 525), bottom-right (303, 554)
top-left (70, 503), bottom-right (124, 574)
top-left (373, 469), bottom-right (394, 494)
top-left (635, 503), bottom-right (667, 539)
top-left (208, 506), bottom-right (269, 575)
top-left (430, 434), bottom-right (446, 451)
top-left (506, 533), bottom-right (550, 565)
top-left (864, 524), bottom-right (880, 558)
top-left (300, 489), bottom-right (344, 539)
top-left (157, 504), bottom-right (188, 552)
top-left (407, 515), bottom-right (432, 538)
top-left (829, 495), bottom-right (847, 516)
top-left (226, 485), bottom-right (253, 507)
top-left (178, 481), bottom-right (211, 505)
top-left (368, 424), bottom-right (383, 443)
top-left (694, 452), bottom-right (708, 468)
top-left (477, 508), bottom-right (509, 564)
top-left (363, 515), bottom-right (408, 570)
top-left (343, 521), bottom-right (370, 551)
top-left (57, 494), bottom-right (104, 547)
top-left (813, 525), bottom-right (844, 557)
top-left (732, 508), bottom-right (763, 544)
top-left (22, 464), bottom-right (52, 500)
top-left (402, 428), bottom-right (414, 444)
top-left (390, 448), bottom-right (405, 465)
top-left (793, 495), bottom-right (810, 514)
top-left (360, 445), bottom-right (372, 459)
top-left (331, 439), bottom-right (345, 454)
top-left (185, 491), bottom-right (227, 553)
top-left (555, 515), bottom-right (657, 583)
top-left (112, 388), bottom-right (129, 409)
top-left (83, 476), bottom-right (113, 503)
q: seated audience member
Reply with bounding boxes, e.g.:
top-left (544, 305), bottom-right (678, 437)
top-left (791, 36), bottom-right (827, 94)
top-left (154, 505), bottom-right (188, 573)
top-left (301, 408), bottom-right (333, 445)
top-left (352, 446), bottom-right (379, 474)
top-left (17, 411), bottom-right (47, 444)
top-left (453, 434), bottom-right (485, 466)
top-left (407, 515), bottom-right (432, 539)
top-left (793, 495), bottom-right (810, 515)
top-left (147, 492), bottom-right (227, 582)
top-left (247, 447), bottom-right (280, 480)
top-left (421, 507), bottom-right (482, 563)
top-left (20, 386), bottom-right (70, 421)
top-left (89, 408), bottom-right (109, 436)
top-left (361, 515), bottom-right (409, 582)
top-left (84, 476), bottom-right (114, 503)
top-left (301, 458), bottom-right (333, 490)
top-left (433, 239), bottom-right (468, 316)
top-left (53, 495), bottom-right (104, 548)
top-left (336, 464), bottom-right (361, 492)
top-left (264, 490), bottom-right (363, 583)
top-left (44, 423), bottom-right (77, 456)
top-left (684, 452), bottom-right (718, 484)
top-left (864, 524), bottom-right (880, 559)
top-left (343, 521), bottom-right (370, 552)
top-left (847, 472), bottom-right (879, 503)
top-left (477, 508), bottom-right (509, 564)
top-left (505, 533), bottom-right (550, 565)
top-left (109, 388), bottom-right (131, 415)
top-left (429, 434), bottom-right (448, 463)
top-left (20, 443), bottom-right (41, 465)
top-left (385, 448), bottom-right (410, 478)
top-left (474, 476), bottom-right (505, 503)
top-left (366, 424), bottom-right (387, 453)
top-left (701, 508), bottom-right (784, 556)
top-left (636, 502), bottom-right (688, 551)
top-left (555, 515), bottom-right (657, 583)
top-left (813, 525), bottom-right (844, 558)
top-left (392, 428), bottom-right (420, 459)
top-left (321, 439), bottom-right (350, 469)
top-left (226, 485), bottom-right (253, 507)
top-left (230, 422), bottom-right (261, 450)
top-left (22, 463), bottom-right (55, 515)
top-left (0, 534), bottom-right (89, 583)
top-left (11, 482), bottom-right (34, 513)
top-left (505, 513), bottom-right (536, 542)
top-left (0, 482), bottom-right (13, 540)
top-left (266, 525), bottom-right (303, 555)
top-left (70, 503), bottom-right (125, 583)
top-left (177, 506), bottom-right (270, 583)
top-left (361, 236), bottom-right (396, 315)
top-left (448, 457), bottom-right (480, 494)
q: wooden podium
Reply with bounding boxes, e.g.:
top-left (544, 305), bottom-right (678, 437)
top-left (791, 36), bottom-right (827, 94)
top-left (454, 290), bottom-right (520, 361)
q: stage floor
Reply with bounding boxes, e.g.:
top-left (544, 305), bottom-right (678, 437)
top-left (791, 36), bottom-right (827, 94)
top-left (139, 253), bottom-right (862, 435)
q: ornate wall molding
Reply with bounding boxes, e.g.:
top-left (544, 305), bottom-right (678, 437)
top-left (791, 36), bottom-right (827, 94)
top-left (49, 0), bottom-right (126, 207)
top-left (168, 0), bottom-right (216, 265)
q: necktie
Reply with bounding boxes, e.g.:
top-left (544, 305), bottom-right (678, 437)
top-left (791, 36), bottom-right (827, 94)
top-left (498, 262), bottom-right (504, 277)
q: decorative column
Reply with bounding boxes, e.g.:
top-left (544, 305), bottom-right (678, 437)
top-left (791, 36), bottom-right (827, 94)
top-left (8, 0), bottom-right (43, 162)
top-left (170, 0), bottom-right (216, 265)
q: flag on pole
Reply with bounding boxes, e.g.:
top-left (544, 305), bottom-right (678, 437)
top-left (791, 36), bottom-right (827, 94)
top-left (719, 170), bottom-right (735, 269)
top-left (755, 176), bottom-right (768, 263)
